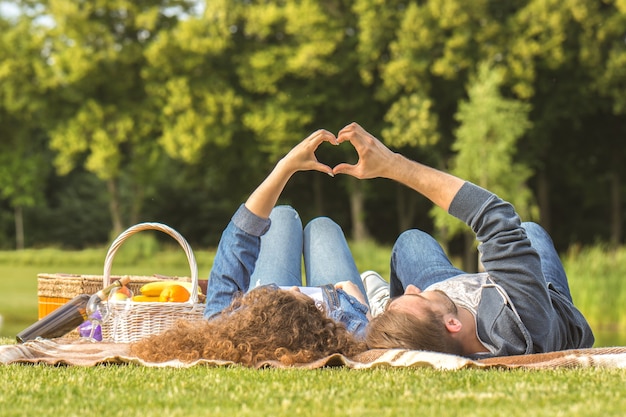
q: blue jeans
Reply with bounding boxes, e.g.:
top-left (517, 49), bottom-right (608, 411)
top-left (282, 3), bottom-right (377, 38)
top-left (389, 222), bottom-right (572, 300)
top-left (249, 206), bottom-right (367, 295)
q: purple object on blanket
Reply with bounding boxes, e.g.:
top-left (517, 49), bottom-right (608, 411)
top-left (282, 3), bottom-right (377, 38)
top-left (78, 311), bottom-right (102, 341)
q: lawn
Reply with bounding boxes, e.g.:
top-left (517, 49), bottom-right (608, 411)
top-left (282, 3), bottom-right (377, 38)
top-left (1, 241), bottom-right (625, 416)
top-left (1, 361), bottom-right (625, 417)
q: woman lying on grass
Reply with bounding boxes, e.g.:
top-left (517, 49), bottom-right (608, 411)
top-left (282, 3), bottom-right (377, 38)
top-left (130, 130), bottom-right (370, 366)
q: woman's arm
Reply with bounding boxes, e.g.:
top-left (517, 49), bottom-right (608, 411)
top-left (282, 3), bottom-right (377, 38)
top-left (204, 130), bottom-right (337, 319)
top-left (245, 129), bottom-right (337, 218)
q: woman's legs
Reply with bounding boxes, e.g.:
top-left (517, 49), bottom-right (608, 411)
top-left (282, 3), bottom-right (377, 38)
top-left (303, 217), bottom-right (367, 295)
top-left (522, 222), bottom-right (573, 301)
top-left (390, 229), bottom-right (465, 297)
top-left (248, 205), bottom-right (303, 290)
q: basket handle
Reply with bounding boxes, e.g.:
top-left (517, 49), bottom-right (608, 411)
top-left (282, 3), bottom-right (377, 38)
top-left (102, 222), bottom-right (199, 303)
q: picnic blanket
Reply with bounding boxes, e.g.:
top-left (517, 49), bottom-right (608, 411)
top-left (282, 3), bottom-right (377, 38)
top-left (2, 339), bottom-right (626, 369)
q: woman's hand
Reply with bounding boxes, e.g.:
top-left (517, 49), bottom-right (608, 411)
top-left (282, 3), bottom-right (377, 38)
top-left (279, 129), bottom-right (338, 176)
top-left (244, 129), bottom-right (337, 219)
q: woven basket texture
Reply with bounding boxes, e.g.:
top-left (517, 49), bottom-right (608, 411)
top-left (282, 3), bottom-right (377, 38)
top-left (99, 222), bottom-right (205, 343)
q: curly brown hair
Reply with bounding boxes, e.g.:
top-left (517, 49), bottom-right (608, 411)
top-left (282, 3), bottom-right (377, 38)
top-left (129, 286), bottom-right (366, 366)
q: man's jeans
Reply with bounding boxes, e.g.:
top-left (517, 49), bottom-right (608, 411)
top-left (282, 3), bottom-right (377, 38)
top-left (389, 222), bottom-right (573, 300)
top-left (249, 206), bottom-right (367, 296)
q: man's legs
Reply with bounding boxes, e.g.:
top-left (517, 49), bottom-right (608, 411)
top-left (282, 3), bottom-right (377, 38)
top-left (303, 217), bottom-right (367, 295)
top-left (248, 205), bottom-right (303, 290)
top-left (522, 222), bottom-right (573, 301)
top-left (390, 229), bottom-right (465, 297)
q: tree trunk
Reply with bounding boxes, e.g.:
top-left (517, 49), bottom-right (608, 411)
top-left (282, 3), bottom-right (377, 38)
top-left (14, 205), bottom-right (24, 250)
top-left (396, 185), bottom-right (418, 233)
top-left (537, 170), bottom-right (551, 233)
top-left (349, 177), bottom-right (369, 241)
top-left (610, 170), bottom-right (622, 247)
top-left (313, 174), bottom-right (324, 217)
top-left (129, 182), bottom-right (145, 226)
top-left (107, 178), bottom-right (124, 237)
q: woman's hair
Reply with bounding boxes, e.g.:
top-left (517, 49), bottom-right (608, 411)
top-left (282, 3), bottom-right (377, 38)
top-left (365, 306), bottom-right (463, 356)
top-left (129, 286), bottom-right (366, 366)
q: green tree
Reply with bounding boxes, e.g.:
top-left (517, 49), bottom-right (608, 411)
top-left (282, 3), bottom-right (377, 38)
top-left (37, 0), bottom-right (196, 236)
top-left (374, 0), bottom-right (512, 236)
top-left (507, 0), bottom-right (626, 245)
top-left (433, 62), bottom-right (535, 270)
top-left (158, 0), bottom-right (390, 240)
top-left (0, 16), bottom-right (50, 249)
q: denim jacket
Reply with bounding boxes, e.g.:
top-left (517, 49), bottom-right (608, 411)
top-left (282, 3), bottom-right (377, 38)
top-left (204, 204), bottom-right (369, 340)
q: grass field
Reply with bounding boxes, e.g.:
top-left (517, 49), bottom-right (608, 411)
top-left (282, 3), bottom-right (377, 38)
top-left (1, 364), bottom-right (625, 417)
top-left (1, 241), bottom-right (625, 416)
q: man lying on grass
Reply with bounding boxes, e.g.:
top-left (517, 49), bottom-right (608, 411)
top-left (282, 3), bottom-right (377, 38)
top-left (334, 123), bottom-right (595, 358)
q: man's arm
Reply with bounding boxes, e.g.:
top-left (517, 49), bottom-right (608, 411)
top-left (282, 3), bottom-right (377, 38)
top-left (335, 122), bottom-right (557, 350)
top-left (334, 122), bottom-right (464, 210)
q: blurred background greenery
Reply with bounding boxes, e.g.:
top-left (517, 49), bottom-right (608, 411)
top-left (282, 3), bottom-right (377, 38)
top-left (1, 240), bottom-right (625, 346)
top-left (1, 1), bottom-right (625, 345)
top-left (0, 0), bottom-right (625, 266)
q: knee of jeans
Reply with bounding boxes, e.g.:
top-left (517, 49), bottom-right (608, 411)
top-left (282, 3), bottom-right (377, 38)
top-left (521, 222), bottom-right (549, 240)
top-left (392, 229), bottom-right (432, 252)
top-left (270, 205), bottom-right (301, 223)
top-left (304, 216), bottom-right (341, 235)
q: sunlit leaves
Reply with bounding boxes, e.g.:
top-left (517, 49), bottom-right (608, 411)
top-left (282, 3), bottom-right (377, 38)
top-left (350, 0), bottom-right (404, 87)
top-left (49, 100), bottom-right (134, 180)
top-left (158, 77), bottom-right (243, 163)
top-left (382, 93), bottom-right (440, 148)
top-left (432, 63), bottom-right (535, 237)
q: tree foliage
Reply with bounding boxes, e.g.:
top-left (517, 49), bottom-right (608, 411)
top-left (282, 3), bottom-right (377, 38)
top-left (432, 62), bottom-right (535, 239)
top-left (0, 0), bottom-right (625, 255)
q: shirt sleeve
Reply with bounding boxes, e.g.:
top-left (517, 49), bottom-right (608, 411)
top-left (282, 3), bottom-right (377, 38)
top-left (448, 182), bottom-right (556, 349)
top-left (203, 204), bottom-right (270, 319)
top-left (329, 290), bottom-right (369, 340)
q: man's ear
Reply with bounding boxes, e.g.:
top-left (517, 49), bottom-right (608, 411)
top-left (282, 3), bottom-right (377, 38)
top-left (444, 316), bottom-right (462, 334)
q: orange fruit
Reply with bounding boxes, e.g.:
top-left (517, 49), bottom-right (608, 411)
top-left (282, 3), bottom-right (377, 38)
top-left (110, 292), bottom-right (129, 301)
top-left (158, 284), bottom-right (190, 302)
top-left (109, 286), bottom-right (132, 301)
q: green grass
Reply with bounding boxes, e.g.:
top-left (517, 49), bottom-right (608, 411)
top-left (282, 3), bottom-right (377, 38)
top-left (1, 243), bottom-right (626, 417)
top-left (0, 364), bottom-right (625, 417)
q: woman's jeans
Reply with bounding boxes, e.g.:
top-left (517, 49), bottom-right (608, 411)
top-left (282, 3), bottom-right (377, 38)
top-left (389, 222), bottom-right (572, 300)
top-left (249, 206), bottom-right (367, 295)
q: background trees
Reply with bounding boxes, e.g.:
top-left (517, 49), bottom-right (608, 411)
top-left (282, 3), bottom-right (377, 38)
top-left (1, 0), bottom-right (624, 268)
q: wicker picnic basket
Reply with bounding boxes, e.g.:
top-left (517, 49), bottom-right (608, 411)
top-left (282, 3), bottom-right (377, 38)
top-left (37, 274), bottom-right (193, 320)
top-left (100, 222), bottom-right (206, 343)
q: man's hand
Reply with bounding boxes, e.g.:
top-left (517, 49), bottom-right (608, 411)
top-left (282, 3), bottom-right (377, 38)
top-left (334, 122), bottom-right (464, 211)
top-left (333, 122), bottom-right (398, 179)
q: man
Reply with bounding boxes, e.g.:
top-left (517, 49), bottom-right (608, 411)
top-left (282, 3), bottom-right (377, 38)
top-left (334, 122), bottom-right (594, 358)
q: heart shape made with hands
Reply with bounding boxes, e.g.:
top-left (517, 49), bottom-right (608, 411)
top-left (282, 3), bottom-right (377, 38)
top-left (314, 138), bottom-right (359, 174)
top-left (298, 123), bottom-right (389, 179)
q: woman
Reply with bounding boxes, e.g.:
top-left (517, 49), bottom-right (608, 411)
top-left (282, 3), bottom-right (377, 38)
top-left (130, 130), bottom-right (370, 366)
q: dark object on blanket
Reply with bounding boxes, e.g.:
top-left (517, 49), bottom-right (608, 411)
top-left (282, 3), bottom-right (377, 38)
top-left (16, 294), bottom-right (90, 343)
